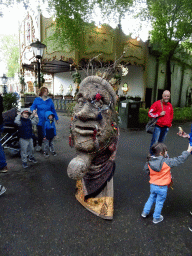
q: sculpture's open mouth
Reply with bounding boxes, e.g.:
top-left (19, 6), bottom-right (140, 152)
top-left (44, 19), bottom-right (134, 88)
top-left (74, 124), bottom-right (100, 135)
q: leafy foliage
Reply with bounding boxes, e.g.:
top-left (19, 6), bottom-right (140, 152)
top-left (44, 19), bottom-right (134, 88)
top-left (139, 107), bottom-right (192, 124)
top-left (147, 0), bottom-right (192, 60)
top-left (182, 40), bottom-right (192, 51)
top-left (3, 93), bottom-right (18, 111)
top-left (0, 0), bottom-right (29, 17)
top-left (144, 0), bottom-right (192, 90)
top-left (47, 0), bottom-right (133, 51)
top-left (0, 35), bottom-right (19, 77)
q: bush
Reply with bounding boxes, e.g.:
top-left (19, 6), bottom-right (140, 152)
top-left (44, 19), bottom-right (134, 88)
top-left (173, 107), bottom-right (192, 122)
top-left (139, 108), bottom-right (149, 124)
top-left (139, 107), bottom-right (192, 125)
top-left (66, 101), bottom-right (76, 116)
top-left (3, 93), bottom-right (18, 111)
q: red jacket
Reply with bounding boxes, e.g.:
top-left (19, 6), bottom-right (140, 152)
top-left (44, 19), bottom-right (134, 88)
top-left (148, 100), bottom-right (173, 127)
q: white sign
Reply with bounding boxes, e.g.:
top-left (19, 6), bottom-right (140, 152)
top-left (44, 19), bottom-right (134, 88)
top-left (121, 103), bottom-right (127, 108)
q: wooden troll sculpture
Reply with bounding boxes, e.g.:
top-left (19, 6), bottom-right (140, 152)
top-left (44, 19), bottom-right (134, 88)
top-left (67, 76), bottom-right (119, 219)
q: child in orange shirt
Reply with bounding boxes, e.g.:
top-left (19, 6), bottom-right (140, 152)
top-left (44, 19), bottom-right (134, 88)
top-left (141, 142), bottom-right (192, 224)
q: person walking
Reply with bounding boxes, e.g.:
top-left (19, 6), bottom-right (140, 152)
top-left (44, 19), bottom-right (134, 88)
top-left (0, 94), bottom-right (7, 195)
top-left (0, 94), bottom-right (8, 174)
top-left (141, 142), bottom-right (192, 224)
top-left (14, 109), bottom-right (39, 168)
top-left (43, 111), bottom-right (57, 158)
top-left (30, 87), bottom-right (59, 152)
top-left (148, 90), bottom-right (173, 155)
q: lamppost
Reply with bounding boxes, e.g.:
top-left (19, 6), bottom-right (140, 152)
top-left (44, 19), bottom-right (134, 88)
top-left (30, 40), bottom-right (46, 88)
top-left (1, 74), bottom-right (8, 94)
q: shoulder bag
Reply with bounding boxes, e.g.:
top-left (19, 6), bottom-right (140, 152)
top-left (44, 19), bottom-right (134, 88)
top-left (145, 100), bottom-right (163, 134)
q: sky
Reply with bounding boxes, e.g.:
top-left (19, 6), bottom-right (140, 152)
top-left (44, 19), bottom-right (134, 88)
top-left (0, 1), bottom-right (151, 76)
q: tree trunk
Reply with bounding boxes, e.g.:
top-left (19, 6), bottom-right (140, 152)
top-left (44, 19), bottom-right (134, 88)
top-left (178, 65), bottom-right (185, 107)
top-left (153, 57), bottom-right (159, 102)
top-left (165, 58), bottom-right (172, 91)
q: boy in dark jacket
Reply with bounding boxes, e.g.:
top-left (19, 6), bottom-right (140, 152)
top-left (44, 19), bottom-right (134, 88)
top-left (141, 142), bottom-right (192, 224)
top-left (14, 109), bottom-right (39, 168)
top-left (43, 111), bottom-right (57, 158)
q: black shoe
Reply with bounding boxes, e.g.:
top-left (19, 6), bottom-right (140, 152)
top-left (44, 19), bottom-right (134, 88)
top-left (44, 152), bottom-right (49, 158)
top-left (22, 162), bottom-right (28, 168)
top-left (188, 226), bottom-right (192, 232)
top-left (52, 152), bottom-right (57, 156)
top-left (29, 157), bottom-right (38, 163)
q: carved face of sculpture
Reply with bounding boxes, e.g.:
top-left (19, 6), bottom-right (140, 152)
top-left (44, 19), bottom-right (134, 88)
top-left (71, 76), bottom-right (117, 153)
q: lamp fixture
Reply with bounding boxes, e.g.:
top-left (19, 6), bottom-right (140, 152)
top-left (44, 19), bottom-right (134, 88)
top-left (30, 40), bottom-right (46, 88)
top-left (30, 40), bottom-right (46, 59)
top-left (122, 83), bottom-right (129, 95)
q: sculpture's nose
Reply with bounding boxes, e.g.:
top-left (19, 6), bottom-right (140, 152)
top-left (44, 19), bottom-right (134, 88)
top-left (76, 103), bottom-right (97, 121)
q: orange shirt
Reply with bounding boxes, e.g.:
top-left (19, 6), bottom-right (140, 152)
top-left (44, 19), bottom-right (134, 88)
top-left (149, 162), bottom-right (172, 186)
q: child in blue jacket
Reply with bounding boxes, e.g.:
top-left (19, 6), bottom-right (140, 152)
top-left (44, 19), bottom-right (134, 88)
top-left (14, 109), bottom-right (39, 168)
top-left (44, 111), bottom-right (57, 158)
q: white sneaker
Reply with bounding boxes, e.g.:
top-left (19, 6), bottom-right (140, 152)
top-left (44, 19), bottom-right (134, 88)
top-left (36, 145), bottom-right (41, 152)
top-left (0, 185), bottom-right (6, 196)
top-left (141, 211), bottom-right (148, 218)
top-left (153, 215), bottom-right (164, 224)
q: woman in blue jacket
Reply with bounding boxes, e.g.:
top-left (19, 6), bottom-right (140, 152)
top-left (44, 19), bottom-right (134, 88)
top-left (30, 87), bottom-right (59, 151)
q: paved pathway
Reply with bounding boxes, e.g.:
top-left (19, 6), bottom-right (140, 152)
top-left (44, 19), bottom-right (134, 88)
top-left (1, 114), bottom-right (192, 255)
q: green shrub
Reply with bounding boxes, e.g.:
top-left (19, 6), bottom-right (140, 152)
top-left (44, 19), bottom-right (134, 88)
top-left (3, 93), bottom-right (18, 111)
top-left (66, 101), bottom-right (76, 116)
top-left (139, 108), bottom-right (149, 124)
top-left (139, 107), bottom-right (192, 124)
top-left (173, 107), bottom-right (192, 122)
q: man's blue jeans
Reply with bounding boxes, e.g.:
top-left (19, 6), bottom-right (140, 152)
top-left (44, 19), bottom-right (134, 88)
top-left (150, 125), bottom-right (169, 154)
top-left (143, 184), bottom-right (168, 219)
top-left (0, 124), bottom-right (7, 170)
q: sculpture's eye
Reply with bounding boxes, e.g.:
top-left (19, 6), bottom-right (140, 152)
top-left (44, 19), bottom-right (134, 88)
top-left (94, 100), bottom-right (103, 109)
top-left (77, 98), bottom-right (85, 107)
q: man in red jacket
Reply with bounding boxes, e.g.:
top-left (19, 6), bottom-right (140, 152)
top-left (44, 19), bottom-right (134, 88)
top-left (148, 90), bottom-right (173, 154)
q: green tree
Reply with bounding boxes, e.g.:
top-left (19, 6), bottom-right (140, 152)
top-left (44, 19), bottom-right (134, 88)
top-left (0, 34), bottom-right (20, 77)
top-left (146, 0), bottom-right (192, 91)
top-left (0, 0), bottom-right (30, 17)
top-left (47, 0), bottom-right (134, 51)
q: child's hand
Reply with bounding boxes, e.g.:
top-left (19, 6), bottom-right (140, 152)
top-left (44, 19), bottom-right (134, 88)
top-left (32, 110), bottom-right (38, 117)
top-left (187, 144), bottom-right (192, 153)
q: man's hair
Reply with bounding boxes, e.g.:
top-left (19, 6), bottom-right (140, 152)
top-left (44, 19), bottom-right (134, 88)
top-left (151, 142), bottom-right (167, 156)
top-left (39, 87), bottom-right (48, 96)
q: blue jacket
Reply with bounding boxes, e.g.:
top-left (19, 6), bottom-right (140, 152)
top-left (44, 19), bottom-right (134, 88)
top-left (30, 97), bottom-right (58, 126)
top-left (18, 118), bottom-right (33, 139)
top-left (14, 112), bottom-right (39, 139)
top-left (44, 111), bottom-right (56, 140)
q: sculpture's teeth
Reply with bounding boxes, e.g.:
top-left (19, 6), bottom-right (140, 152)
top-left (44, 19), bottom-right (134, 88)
top-left (74, 127), bottom-right (94, 135)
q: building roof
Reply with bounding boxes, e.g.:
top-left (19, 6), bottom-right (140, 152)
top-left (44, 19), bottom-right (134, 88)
top-left (22, 59), bottom-right (73, 74)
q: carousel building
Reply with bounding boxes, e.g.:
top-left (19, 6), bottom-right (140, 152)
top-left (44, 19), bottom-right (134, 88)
top-left (19, 12), bottom-right (192, 108)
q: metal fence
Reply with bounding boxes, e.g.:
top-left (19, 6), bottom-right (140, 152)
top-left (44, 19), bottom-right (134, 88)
top-left (53, 99), bottom-right (75, 112)
top-left (23, 96), bottom-right (75, 113)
